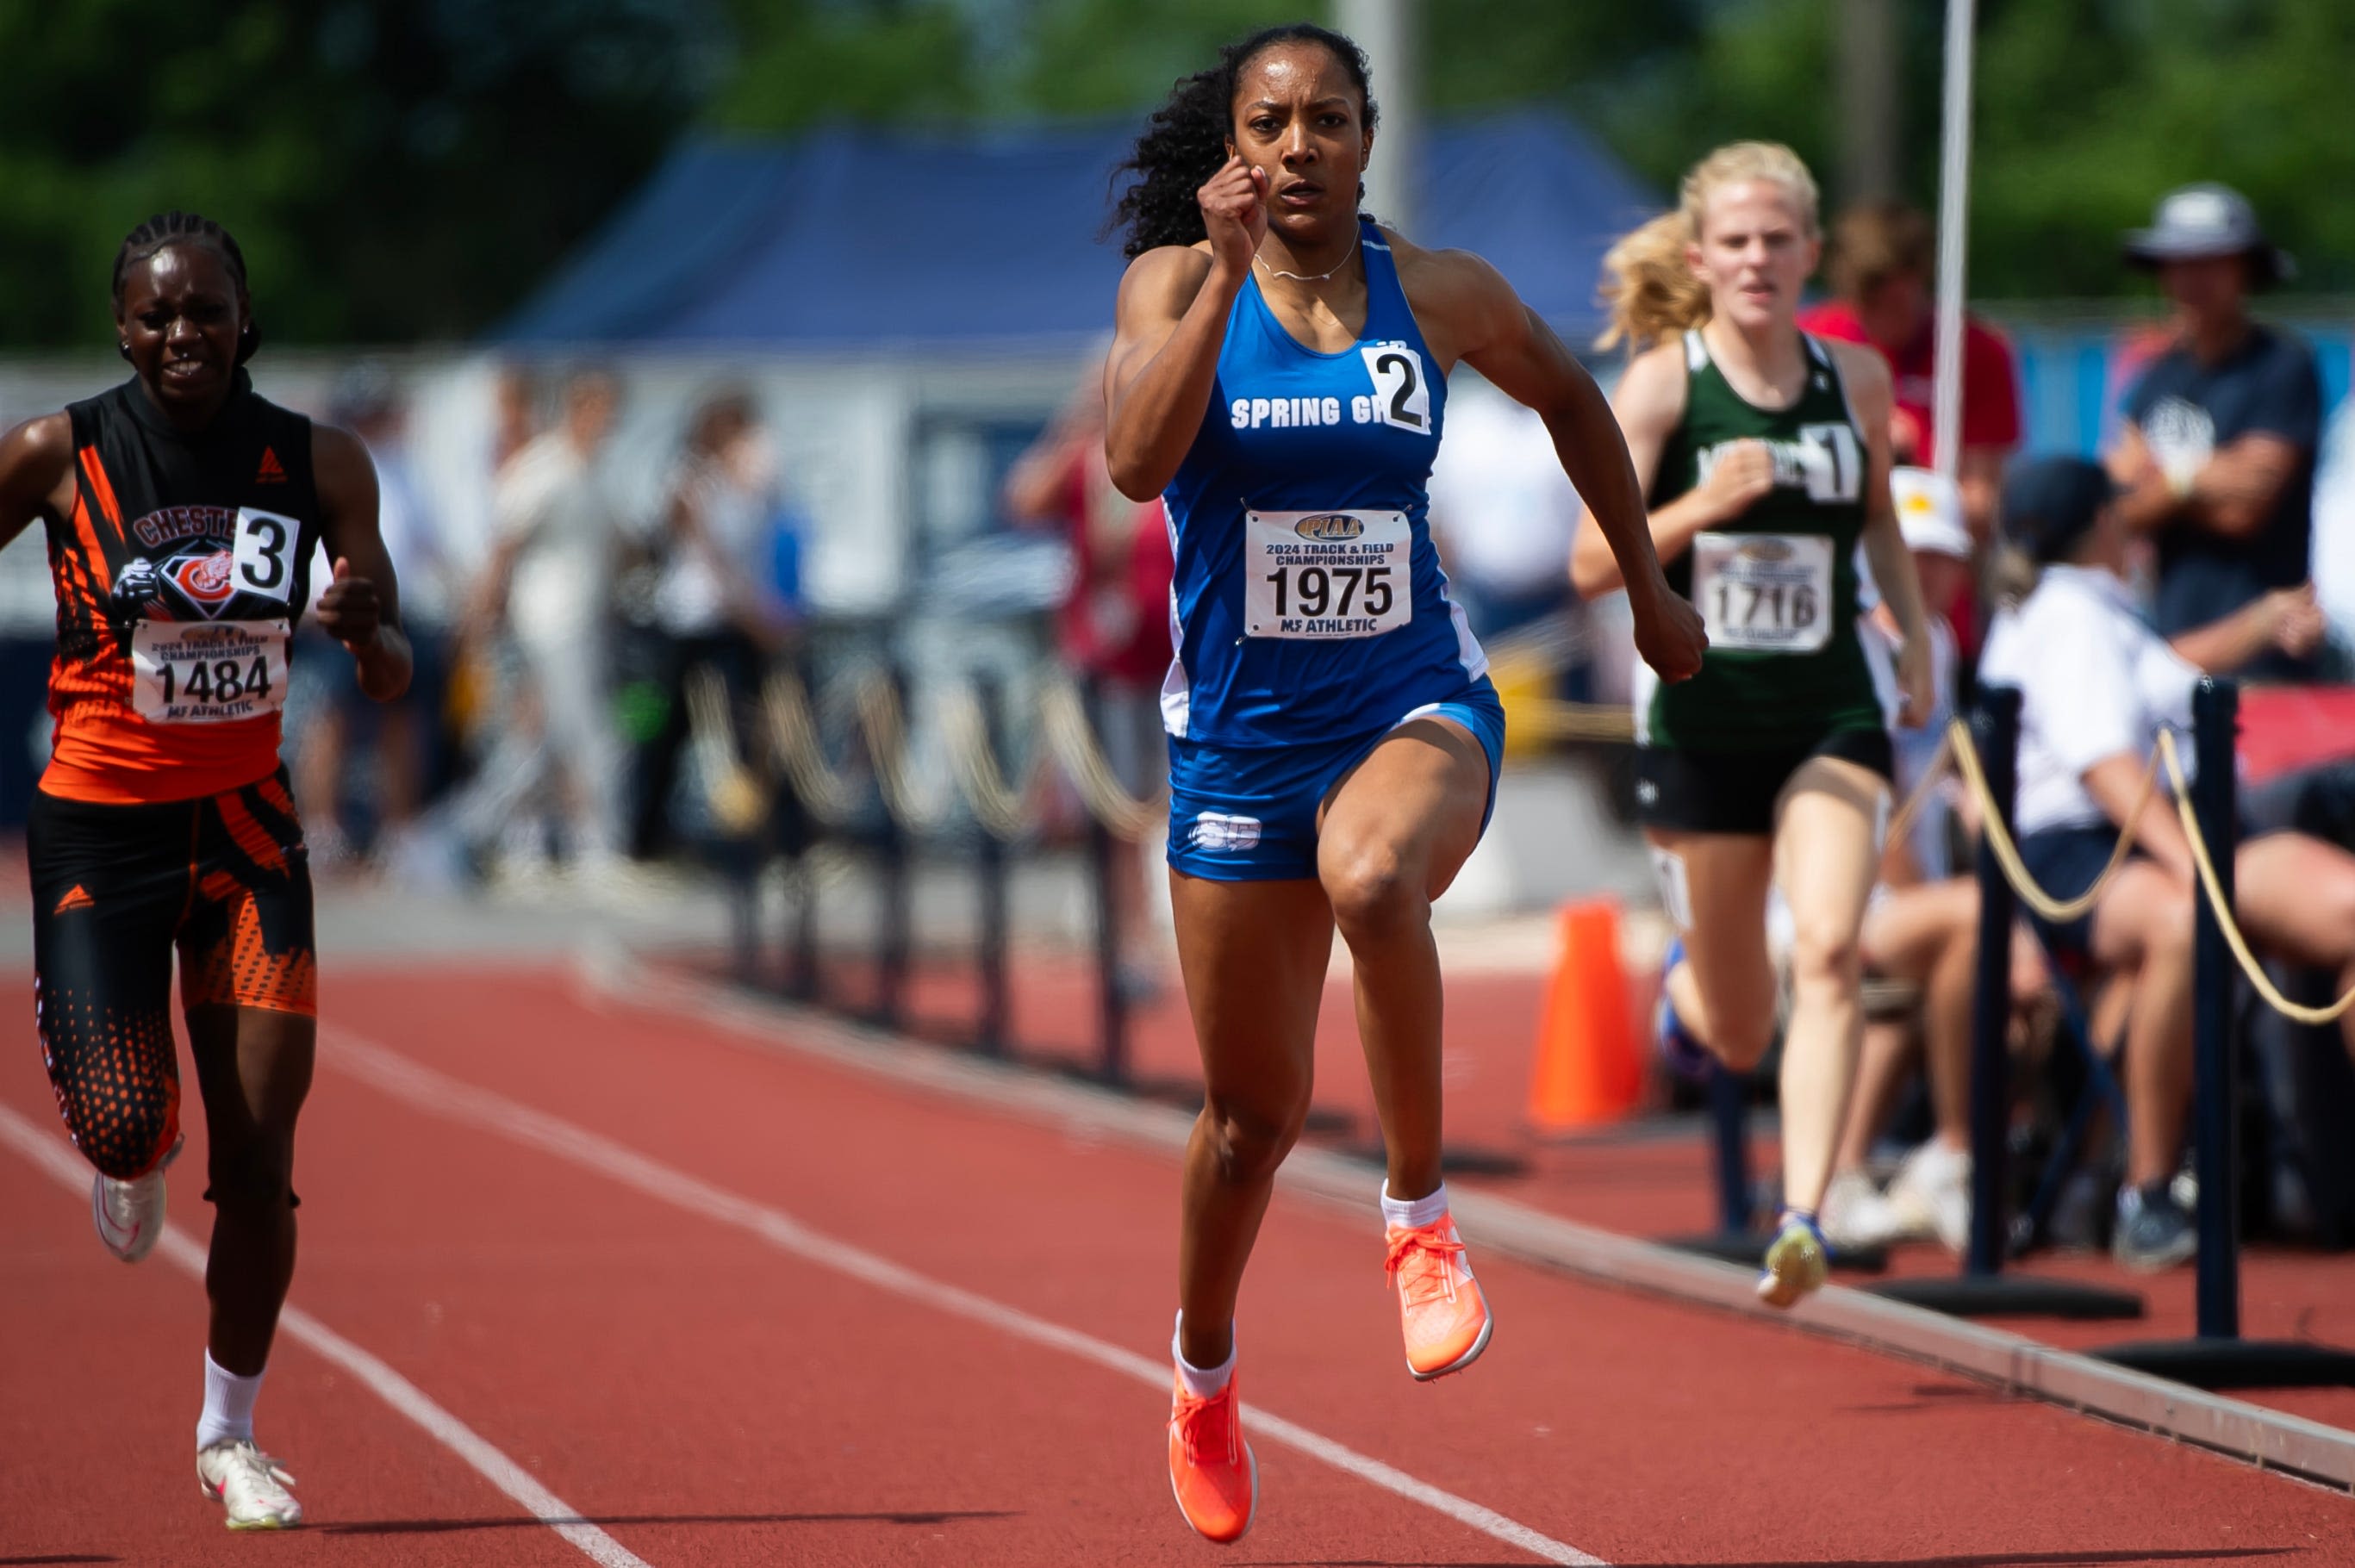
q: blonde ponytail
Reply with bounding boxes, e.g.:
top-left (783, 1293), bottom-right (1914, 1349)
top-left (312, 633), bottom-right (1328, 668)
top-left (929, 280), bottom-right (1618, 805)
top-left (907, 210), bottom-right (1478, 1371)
top-left (1598, 214), bottom-right (1708, 351)
top-left (1598, 140), bottom-right (1822, 353)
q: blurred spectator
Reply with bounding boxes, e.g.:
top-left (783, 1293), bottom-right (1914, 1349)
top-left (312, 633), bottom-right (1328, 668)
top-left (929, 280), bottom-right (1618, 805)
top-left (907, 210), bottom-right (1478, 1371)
top-left (460, 367), bottom-right (630, 874)
top-left (491, 365), bottom-right (541, 476)
top-left (2106, 184), bottom-right (2326, 682)
top-left (1980, 457), bottom-right (2355, 1270)
top-left (1003, 358), bottom-right (1174, 992)
top-left (1426, 382), bottom-right (1583, 643)
top-left (1799, 200), bottom-right (2022, 651)
top-left (291, 365), bottom-right (454, 868)
top-left (1865, 468), bottom-right (1968, 879)
top-left (628, 389), bottom-right (792, 860)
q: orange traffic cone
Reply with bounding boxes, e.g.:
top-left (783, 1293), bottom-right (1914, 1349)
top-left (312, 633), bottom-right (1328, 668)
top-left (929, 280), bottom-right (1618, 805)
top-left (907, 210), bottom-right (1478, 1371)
top-left (1528, 898), bottom-right (1642, 1134)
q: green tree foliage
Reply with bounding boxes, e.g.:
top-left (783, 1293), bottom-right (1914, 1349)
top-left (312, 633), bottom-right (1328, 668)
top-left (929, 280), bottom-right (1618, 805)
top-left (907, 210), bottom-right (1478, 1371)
top-left (1972, 0), bottom-right (2355, 298)
top-left (0, 0), bottom-right (713, 347)
top-left (4, 0), bottom-right (2345, 346)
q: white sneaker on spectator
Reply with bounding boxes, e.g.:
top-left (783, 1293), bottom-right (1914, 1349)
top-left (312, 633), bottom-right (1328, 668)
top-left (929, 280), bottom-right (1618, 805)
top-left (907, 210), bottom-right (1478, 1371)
top-left (1885, 1139), bottom-right (1972, 1254)
top-left (1818, 1169), bottom-right (1903, 1251)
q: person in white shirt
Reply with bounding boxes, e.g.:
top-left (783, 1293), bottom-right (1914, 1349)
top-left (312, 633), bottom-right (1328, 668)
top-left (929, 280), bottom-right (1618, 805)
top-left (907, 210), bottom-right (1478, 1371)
top-left (466, 368), bottom-right (628, 869)
top-left (1980, 455), bottom-right (2355, 1270)
top-left (629, 389), bottom-right (788, 859)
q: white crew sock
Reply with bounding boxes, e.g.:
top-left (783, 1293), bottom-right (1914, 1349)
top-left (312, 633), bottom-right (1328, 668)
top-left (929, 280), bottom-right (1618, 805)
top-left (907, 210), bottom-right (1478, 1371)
top-left (1171, 1310), bottom-right (1236, 1398)
top-left (196, 1352), bottom-right (265, 1450)
top-left (1380, 1179), bottom-right (1450, 1232)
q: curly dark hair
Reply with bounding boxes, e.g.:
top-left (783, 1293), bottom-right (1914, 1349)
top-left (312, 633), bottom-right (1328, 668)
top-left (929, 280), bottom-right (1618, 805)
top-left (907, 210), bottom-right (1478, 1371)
top-left (1110, 22), bottom-right (1378, 259)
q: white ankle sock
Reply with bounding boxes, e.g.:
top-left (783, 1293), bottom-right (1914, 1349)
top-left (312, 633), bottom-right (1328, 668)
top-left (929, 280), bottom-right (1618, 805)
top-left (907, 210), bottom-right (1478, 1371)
top-left (196, 1352), bottom-right (264, 1450)
top-left (1380, 1180), bottom-right (1450, 1231)
top-left (1171, 1310), bottom-right (1235, 1397)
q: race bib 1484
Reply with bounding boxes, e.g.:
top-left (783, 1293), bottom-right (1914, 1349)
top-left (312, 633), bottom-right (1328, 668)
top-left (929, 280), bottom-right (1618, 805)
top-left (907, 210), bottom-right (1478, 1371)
top-left (1244, 509), bottom-right (1411, 639)
top-left (131, 619), bottom-right (290, 725)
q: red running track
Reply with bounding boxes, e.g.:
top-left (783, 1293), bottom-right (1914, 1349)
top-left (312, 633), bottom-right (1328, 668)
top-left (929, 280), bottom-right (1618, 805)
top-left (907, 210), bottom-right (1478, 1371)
top-left (3, 961), bottom-right (2351, 1565)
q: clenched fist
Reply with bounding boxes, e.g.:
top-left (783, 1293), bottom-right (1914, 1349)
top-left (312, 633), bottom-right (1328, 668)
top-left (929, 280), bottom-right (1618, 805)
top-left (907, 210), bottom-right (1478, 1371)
top-left (1198, 156), bottom-right (1269, 280)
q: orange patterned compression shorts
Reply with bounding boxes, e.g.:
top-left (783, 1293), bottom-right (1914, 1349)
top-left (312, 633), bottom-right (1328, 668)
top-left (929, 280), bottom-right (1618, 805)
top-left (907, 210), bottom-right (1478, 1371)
top-left (28, 767), bottom-right (315, 1179)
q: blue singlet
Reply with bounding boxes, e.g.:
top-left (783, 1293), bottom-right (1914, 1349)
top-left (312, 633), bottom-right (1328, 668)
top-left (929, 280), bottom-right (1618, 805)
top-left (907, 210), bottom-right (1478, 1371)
top-left (1158, 218), bottom-right (1503, 881)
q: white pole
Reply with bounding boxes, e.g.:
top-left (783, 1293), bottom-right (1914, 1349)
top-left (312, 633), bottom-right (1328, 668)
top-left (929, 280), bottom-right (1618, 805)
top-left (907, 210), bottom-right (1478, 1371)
top-left (1930, 0), bottom-right (1978, 482)
top-left (1336, 0), bottom-right (1415, 235)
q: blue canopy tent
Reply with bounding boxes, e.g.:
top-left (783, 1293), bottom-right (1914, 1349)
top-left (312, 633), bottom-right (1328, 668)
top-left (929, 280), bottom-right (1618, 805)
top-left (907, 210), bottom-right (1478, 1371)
top-left (497, 111), bottom-right (1659, 350)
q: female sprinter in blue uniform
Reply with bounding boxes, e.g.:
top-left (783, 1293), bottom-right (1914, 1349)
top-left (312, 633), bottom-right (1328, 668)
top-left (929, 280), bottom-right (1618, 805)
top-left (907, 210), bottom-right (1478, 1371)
top-left (1105, 23), bottom-right (1705, 1542)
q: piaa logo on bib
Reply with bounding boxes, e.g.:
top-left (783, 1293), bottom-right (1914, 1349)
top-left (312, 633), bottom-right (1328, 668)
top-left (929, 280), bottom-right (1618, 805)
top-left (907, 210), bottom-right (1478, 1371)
top-left (1293, 513), bottom-right (1364, 542)
top-left (1740, 538), bottom-right (1795, 563)
top-left (163, 549), bottom-right (239, 618)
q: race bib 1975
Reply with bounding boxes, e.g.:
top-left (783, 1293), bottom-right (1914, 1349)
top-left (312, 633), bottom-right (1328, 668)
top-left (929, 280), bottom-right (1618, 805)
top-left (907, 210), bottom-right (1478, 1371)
top-left (1244, 509), bottom-right (1411, 639)
top-left (131, 619), bottom-right (290, 724)
top-left (1691, 532), bottom-right (1833, 653)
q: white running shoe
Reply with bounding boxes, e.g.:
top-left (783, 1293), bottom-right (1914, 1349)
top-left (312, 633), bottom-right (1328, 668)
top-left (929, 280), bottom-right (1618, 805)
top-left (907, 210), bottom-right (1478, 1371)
top-left (90, 1136), bottom-right (181, 1263)
top-left (1817, 1168), bottom-right (1902, 1251)
top-left (1885, 1139), bottom-right (1972, 1254)
top-left (196, 1439), bottom-right (302, 1530)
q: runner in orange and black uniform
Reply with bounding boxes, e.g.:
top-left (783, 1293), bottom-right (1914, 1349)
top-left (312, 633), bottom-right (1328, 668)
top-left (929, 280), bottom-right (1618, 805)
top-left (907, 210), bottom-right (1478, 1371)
top-left (0, 211), bottom-right (411, 1531)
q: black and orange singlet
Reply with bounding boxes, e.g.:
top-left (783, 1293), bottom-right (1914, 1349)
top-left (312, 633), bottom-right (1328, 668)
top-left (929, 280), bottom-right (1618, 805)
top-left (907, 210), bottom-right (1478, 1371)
top-left (43, 370), bottom-right (322, 804)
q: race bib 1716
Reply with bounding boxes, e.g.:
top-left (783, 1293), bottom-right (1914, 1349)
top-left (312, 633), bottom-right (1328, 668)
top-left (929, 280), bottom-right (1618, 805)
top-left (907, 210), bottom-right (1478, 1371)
top-left (1244, 509), bottom-right (1411, 639)
top-left (131, 619), bottom-right (290, 724)
top-left (1691, 532), bottom-right (1833, 653)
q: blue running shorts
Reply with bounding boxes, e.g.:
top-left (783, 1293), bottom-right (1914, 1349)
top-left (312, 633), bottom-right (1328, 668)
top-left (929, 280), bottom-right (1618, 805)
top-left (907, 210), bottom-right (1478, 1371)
top-left (1165, 682), bottom-right (1507, 882)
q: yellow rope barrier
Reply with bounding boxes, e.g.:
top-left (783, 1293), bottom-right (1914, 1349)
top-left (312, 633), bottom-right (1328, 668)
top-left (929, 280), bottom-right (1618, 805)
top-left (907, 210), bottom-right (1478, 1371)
top-left (1947, 715), bottom-right (2160, 925)
top-left (938, 684), bottom-right (1042, 841)
top-left (681, 667), bottom-right (768, 836)
top-left (2156, 728), bottom-right (2355, 1026)
top-left (1514, 699), bottom-right (1638, 744)
top-left (762, 670), bottom-right (864, 824)
top-left (855, 675), bottom-right (955, 831)
top-left (1883, 727), bottom-right (1953, 854)
top-left (1037, 677), bottom-right (1168, 840)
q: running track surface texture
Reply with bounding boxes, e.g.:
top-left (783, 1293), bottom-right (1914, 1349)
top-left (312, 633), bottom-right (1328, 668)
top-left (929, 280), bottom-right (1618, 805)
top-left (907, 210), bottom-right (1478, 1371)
top-left (6, 962), bottom-right (2353, 1566)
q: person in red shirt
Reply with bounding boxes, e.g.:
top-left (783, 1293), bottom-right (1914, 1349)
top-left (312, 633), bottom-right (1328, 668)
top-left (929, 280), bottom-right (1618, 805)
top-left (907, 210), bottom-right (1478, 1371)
top-left (1004, 357), bottom-right (1176, 993)
top-left (1798, 200), bottom-right (2022, 651)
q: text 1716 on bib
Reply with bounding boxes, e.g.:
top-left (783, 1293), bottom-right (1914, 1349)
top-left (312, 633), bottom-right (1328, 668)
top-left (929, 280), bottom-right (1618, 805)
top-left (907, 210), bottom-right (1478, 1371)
top-left (1691, 532), bottom-right (1833, 653)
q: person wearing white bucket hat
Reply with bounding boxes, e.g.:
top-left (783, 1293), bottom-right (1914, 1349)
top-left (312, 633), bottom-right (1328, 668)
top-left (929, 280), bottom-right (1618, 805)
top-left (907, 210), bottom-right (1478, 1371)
top-left (2108, 183), bottom-right (2327, 682)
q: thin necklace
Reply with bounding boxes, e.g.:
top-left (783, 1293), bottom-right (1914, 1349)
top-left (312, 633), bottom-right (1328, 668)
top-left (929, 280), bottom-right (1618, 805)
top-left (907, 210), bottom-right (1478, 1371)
top-left (1255, 231), bottom-right (1360, 283)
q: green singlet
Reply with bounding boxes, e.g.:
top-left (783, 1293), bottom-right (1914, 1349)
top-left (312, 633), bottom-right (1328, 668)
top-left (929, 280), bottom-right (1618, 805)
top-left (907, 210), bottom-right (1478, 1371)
top-left (1635, 329), bottom-right (1885, 751)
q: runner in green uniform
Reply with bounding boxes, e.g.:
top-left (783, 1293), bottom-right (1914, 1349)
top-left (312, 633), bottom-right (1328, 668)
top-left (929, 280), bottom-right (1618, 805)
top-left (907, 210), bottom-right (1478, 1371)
top-left (1573, 142), bottom-right (1933, 1308)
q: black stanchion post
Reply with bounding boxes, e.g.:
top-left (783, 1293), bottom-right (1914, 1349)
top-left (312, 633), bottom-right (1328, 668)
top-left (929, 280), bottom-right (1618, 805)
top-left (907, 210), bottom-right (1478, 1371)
top-left (974, 675), bottom-right (1011, 1057)
top-left (1871, 688), bottom-right (2142, 1320)
top-left (1708, 1063), bottom-right (1754, 1235)
top-left (785, 650), bottom-right (822, 1004)
top-left (726, 852), bottom-right (759, 988)
top-left (2190, 676), bottom-right (2242, 1338)
top-left (875, 662), bottom-right (912, 1030)
top-left (788, 850), bottom-right (821, 1003)
top-left (2095, 679), bottom-right (2355, 1386)
top-left (1964, 687), bottom-right (2021, 1278)
top-left (1085, 675), bottom-right (1129, 1088)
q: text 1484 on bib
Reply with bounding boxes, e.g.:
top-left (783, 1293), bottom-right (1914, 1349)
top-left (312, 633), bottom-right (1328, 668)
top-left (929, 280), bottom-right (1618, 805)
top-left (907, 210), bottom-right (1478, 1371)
top-left (131, 619), bottom-right (290, 725)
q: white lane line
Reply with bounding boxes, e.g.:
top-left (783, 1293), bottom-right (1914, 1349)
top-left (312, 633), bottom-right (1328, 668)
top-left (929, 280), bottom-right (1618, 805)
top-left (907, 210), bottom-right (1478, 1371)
top-left (321, 1025), bottom-right (1607, 1567)
top-left (0, 1103), bottom-right (654, 1568)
